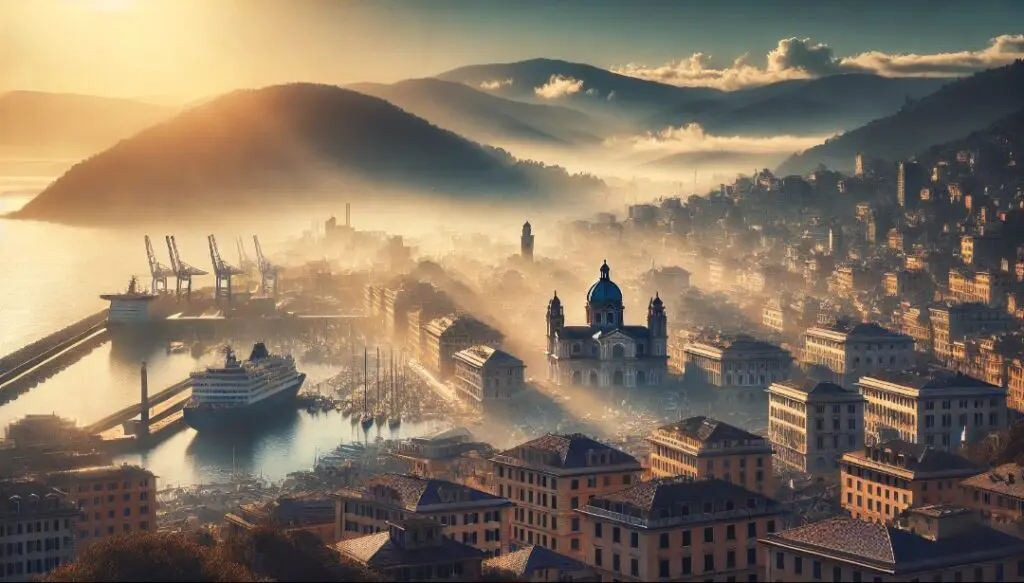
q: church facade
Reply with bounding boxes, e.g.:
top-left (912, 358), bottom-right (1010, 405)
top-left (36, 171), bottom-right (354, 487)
top-left (546, 261), bottom-right (669, 387)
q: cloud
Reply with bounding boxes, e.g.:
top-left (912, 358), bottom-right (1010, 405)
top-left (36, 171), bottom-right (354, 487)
top-left (611, 35), bottom-right (1024, 90)
top-left (479, 78), bottom-right (513, 90)
top-left (607, 123), bottom-right (833, 155)
top-left (534, 74), bottom-right (584, 99)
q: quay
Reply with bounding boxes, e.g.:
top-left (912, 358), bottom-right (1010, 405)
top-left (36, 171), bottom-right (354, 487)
top-left (85, 363), bottom-right (194, 451)
top-left (0, 310), bottom-right (109, 395)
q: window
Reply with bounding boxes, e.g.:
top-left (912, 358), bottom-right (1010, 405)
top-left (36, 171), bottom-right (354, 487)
top-left (747, 548), bottom-right (755, 566)
top-left (571, 538), bottom-right (579, 551)
top-left (659, 533), bottom-right (669, 549)
top-left (794, 557), bottom-right (803, 574)
top-left (682, 556), bottom-right (691, 575)
top-left (813, 561), bottom-right (822, 579)
top-left (747, 522), bottom-right (756, 538)
top-left (613, 554), bottom-right (620, 573)
top-left (660, 560), bottom-right (669, 578)
top-left (682, 530), bottom-right (691, 547)
top-left (704, 553), bottom-right (715, 572)
top-left (571, 497), bottom-right (579, 509)
top-left (704, 527), bottom-right (714, 543)
top-left (595, 523), bottom-right (603, 538)
top-left (631, 558), bottom-right (639, 577)
top-left (571, 518), bottom-right (579, 532)
top-left (726, 524), bottom-right (736, 540)
top-left (767, 520), bottom-right (776, 533)
top-left (571, 479), bottom-right (579, 490)
top-left (833, 566), bottom-right (842, 581)
top-left (630, 532), bottom-right (639, 548)
top-left (595, 548), bottom-right (603, 567)
top-left (727, 550), bottom-right (736, 569)
top-left (776, 552), bottom-right (785, 570)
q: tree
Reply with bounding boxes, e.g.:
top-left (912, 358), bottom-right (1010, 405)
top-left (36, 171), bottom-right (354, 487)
top-left (44, 533), bottom-right (256, 582)
top-left (220, 527), bottom-right (381, 582)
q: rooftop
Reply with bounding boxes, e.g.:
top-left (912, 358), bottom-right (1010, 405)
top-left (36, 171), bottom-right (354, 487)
top-left (334, 531), bottom-right (484, 569)
top-left (655, 416), bottom-right (766, 445)
top-left (483, 545), bottom-right (591, 578)
top-left (843, 440), bottom-right (982, 475)
top-left (47, 464), bottom-right (154, 481)
top-left (960, 463), bottom-right (1024, 498)
top-left (586, 476), bottom-right (781, 518)
top-left (860, 369), bottom-right (1001, 391)
top-left (452, 345), bottom-right (524, 369)
top-left (339, 473), bottom-right (508, 510)
top-left (761, 515), bottom-right (1024, 574)
top-left (494, 433), bottom-right (640, 471)
top-left (771, 379), bottom-right (863, 399)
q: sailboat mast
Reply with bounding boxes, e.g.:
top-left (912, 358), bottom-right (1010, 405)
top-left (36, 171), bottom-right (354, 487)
top-left (363, 347), bottom-right (368, 413)
top-left (376, 346), bottom-right (380, 408)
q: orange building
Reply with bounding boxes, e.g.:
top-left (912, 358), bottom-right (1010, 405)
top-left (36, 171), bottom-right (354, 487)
top-left (225, 493), bottom-right (336, 543)
top-left (333, 473), bottom-right (512, 557)
top-left (761, 506), bottom-right (1024, 582)
top-left (647, 416), bottom-right (774, 496)
top-left (578, 477), bottom-right (785, 582)
top-left (839, 440), bottom-right (981, 523)
top-left (45, 464), bottom-right (155, 549)
top-left (959, 463), bottom-right (1024, 536)
top-left (491, 433), bottom-right (642, 560)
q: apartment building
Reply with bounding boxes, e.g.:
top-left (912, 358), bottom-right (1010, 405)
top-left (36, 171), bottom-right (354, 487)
top-left (928, 302), bottom-right (1015, 364)
top-left (423, 313), bottom-right (504, 379)
top-left (767, 380), bottom-right (865, 476)
top-left (45, 464), bottom-right (155, 550)
top-left (490, 433), bottom-right (642, 560)
top-left (858, 369), bottom-right (1007, 449)
top-left (948, 268), bottom-right (1013, 308)
top-left (225, 493), bottom-right (335, 543)
top-left (451, 345), bottom-right (526, 405)
top-left (800, 320), bottom-right (914, 386)
top-left (839, 440), bottom-right (982, 523)
top-left (761, 506), bottom-right (1024, 582)
top-left (578, 477), bottom-right (786, 583)
top-left (0, 481), bottom-right (80, 582)
top-left (681, 335), bottom-right (792, 391)
top-left (647, 416), bottom-right (774, 496)
top-left (333, 473), bottom-right (512, 557)
top-left (959, 463), bottom-right (1024, 536)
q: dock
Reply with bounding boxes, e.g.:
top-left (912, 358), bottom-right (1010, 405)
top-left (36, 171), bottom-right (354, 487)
top-left (85, 379), bottom-right (191, 435)
top-left (0, 310), bottom-right (109, 398)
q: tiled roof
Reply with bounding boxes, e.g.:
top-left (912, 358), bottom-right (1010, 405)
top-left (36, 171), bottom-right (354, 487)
top-left (844, 440), bottom-right (982, 475)
top-left (335, 532), bottom-right (484, 569)
top-left (861, 369), bottom-right (1000, 390)
top-left (498, 433), bottom-right (639, 470)
top-left (592, 476), bottom-right (778, 514)
top-left (48, 464), bottom-right (154, 481)
top-left (358, 473), bottom-right (507, 510)
top-left (960, 463), bottom-right (1024, 498)
top-left (773, 379), bottom-right (862, 398)
top-left (763, 516), bottom-right (1024, 572)
top-left (483, 545), bottom-right (590, 577)
top-left (657, 416), bottom-right (765, 444)
top-left (452, 345), bottom-right (523, 369)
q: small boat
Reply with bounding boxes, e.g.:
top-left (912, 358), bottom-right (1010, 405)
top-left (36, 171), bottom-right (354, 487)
top-left (360, 414), bottom-right (374, 430)
top-left (167, 341), bottom-right (187, 354)
top-left (375, 409), bottom-right (387, 425)
top-left (388, 416), bottom-right (402, 429)
top-left (349, 414), bottom-right (359, 425)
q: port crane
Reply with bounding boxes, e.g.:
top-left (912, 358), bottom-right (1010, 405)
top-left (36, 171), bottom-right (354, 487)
top-left (236, 236), bottom-right (257, 278)
top-left (253, 235), bottom-right (280, 297)
top-left (208, 234), bottom-right (244, 303)
top-left (144, 235), bottom-right (174, 294)
top-left (165, 235), bottom-right (207, 299)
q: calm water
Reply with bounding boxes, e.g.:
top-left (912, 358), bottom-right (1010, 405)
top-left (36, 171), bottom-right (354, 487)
top-left (0, 187), bottom-right (446, 486)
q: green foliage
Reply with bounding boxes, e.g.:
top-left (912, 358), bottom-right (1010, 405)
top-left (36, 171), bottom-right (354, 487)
top-left (222, 527), bottom-right (381, 583)
top-left (43, 533), bottom-right (257, 582)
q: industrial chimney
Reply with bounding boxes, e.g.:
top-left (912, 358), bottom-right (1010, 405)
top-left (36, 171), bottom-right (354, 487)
top-left (140, 361), bottom-right (150, 436)
top-left (345, 203), bottom-right (351, 228)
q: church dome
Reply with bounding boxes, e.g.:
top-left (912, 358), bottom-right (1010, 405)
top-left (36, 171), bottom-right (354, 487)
top-left (587, 261), bottom-right (623, 304)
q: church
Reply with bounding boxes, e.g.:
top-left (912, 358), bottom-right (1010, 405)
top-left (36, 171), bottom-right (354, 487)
top-left (546, 261), bottom-right (669, 387)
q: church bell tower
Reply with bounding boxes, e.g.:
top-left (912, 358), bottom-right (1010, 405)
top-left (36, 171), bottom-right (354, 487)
top-left (521, 221), bottom-right (535, 262)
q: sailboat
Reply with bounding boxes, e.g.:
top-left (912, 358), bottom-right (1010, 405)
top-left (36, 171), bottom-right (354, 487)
top-left (360, 347), bottom-right (374, 429)
top-left (375, 347), bottom-right (387, 425)
top-left (388, 350), bottom-right (402, 428)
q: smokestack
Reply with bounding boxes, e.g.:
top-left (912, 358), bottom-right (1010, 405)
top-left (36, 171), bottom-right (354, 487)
top-left (140, 361), bottom-right (150, 435)
top-left (345, 203), bottom-right (351, 228)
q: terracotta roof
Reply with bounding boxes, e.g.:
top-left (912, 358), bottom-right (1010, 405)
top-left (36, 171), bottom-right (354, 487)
top-left (657, 416), bottom-right (765, 444)
top-left (47, 464), bottom-right (154, 481)
top-left (484, 545), bottom-right (590, 578)
top-left (591, 476), bottom-right (780, 514)
top-left (353, 473), bottom-right (508, 510)
top-left (762, 516), bottom-right (1024, 573)
top-left (335, 531), bottom-right (484, 569)
top-left (844, 439), bottom-right (982, 475)
top-left (861, 369), bottom-right (1001, 390)
top-left (497, 433), bottom-right (640, 470)
top-left (960, 463), bottom-right (1024, 498)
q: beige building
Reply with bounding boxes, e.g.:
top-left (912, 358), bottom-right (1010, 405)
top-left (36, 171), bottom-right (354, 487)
top-left (767, 380), bottom-right (866, 475)
top-left (490, 433), bottom-right (642, 559)
top-left (483, 545), bottom-right (600, 582)
top-left (800, 320), bottom-right (915, 386)
top-left (928, 302), bottom-right (1015, 364)
top-left (682, 334), bottom-right (791, 392)
top-left (423, 313), bottom-right (504, 379)
top-left (839, 440), bottom-right (982, 523)
top-left (391, 427), bottom-right (494, 488)
top-left (0, 481), bottom-right (80, 582)
top-left (948, 268), bottom-right (1013, 308)
top-left (578, 477), bottom-right (786, 582)
top-left (960, 463), bottom-right (1024, 536)
top-left (364, 278), bottom-right (455, 346)
top-left (883, 269), bottom-right (931, 299)
top-left (760, 506), bottom-right (1024, 582)
top-left (452, 346), bottom-right (525, 406)
top-left (858, 369), bottom-right (1008, 449)
top-left (333, 473), bottom-right (512, 557)
top-left (647, 416), bottom-right (774, 496)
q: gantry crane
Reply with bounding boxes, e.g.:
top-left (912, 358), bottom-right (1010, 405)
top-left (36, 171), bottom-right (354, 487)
top-left (253, 235), bottom-right (281, 297)
top-left (236, 236), bottom-right (257, 278)
top-left (144, 235), bottom-right (174, 294)
top-left (208, 234), bottom-right (244, 303)
top-left (166, 235), bottom-right (207, 299)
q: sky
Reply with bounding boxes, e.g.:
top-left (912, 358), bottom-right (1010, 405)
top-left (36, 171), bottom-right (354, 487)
top-left (2, 0), bottom-right (1023, 100)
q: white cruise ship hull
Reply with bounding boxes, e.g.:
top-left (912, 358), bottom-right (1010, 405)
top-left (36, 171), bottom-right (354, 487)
top-left (183, 373), bottom-right (306, 432)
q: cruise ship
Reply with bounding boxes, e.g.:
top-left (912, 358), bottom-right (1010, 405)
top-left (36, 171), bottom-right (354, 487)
top-left (183, 342), bottom-right (306, 431)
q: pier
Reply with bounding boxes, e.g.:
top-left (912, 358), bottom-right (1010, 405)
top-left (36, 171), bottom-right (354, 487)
top-left (0, 310), bottom-right (109, 399)
top-left (84, 378), bottom-right (191, 435)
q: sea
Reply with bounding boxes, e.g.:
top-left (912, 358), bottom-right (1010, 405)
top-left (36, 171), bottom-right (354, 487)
top-left (0, 175), bottom-right (448, 487)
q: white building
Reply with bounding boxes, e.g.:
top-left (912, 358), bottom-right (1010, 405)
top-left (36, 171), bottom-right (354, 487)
top-left (452, 345), bottom-right (526, 405)
top-left (801, 320), bottom-right (915, 386)
top-left (767, 380), bottom-right (866, 475)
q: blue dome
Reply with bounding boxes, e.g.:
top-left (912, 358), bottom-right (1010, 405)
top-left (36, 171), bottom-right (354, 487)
top-left (587, 261), bottom-right (623, 304)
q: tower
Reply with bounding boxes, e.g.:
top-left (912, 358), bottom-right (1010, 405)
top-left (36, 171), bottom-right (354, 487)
top-left (546, 291), bottom-right (564, 355)
top-left (521, 221), bottom-right (535, 262)
top-left (140, 361), bottom-right (150, 436)
top-left (897, 161), bottom-right (924, 209)
top-left (647, 293), bottom-right (668, 356)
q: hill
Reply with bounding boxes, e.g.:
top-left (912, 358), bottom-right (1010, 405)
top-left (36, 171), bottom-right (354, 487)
top-left (14, 83), bottom-right (604, 224)
top-left (347, 78), bottom-right (604, 147)
top-left (648, 74), bottom-right (948, 136)
top-left (641, 149), bottom-right (792, 173)
top-left (435, 58), bottom-right (721, 120)
top-left (0, 91), bottom-right (174, 156)
top-left (776, 60), bottom-right (1024, 175)
top-left (918, 107), bottom-right (1024, 175)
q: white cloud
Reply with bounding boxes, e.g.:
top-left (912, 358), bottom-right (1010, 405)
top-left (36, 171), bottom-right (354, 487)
top-left (479, 78), bottom-right (513, 90)
top-left (607, 123), bottom-right (833, 155)
top-left (534, 74), bottom-right (584, 99)
top-left (585, 88), bottom-right (597, 96)
top-left (611, 35), bottom-right (1024, 90)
